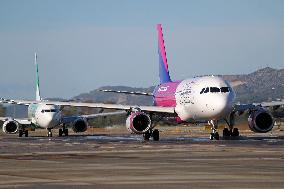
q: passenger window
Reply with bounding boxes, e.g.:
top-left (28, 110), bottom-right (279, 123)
top-left (210, 87), bottom-right (220, 93)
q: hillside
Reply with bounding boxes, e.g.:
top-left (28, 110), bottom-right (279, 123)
top-left (5, 67), bottom-right (284, 118)
top-left (74, 67), bottom-right (284, 104)
top-left (222, 67), bottom-right (284, 103)
top-left (73, 86), bottom-right (155, 105)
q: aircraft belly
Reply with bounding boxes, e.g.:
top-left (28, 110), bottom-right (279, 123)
top-left (175, 104), bottom-right (194, 121)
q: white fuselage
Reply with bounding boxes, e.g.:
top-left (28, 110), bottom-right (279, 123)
top-left (175, 76), bottom-right (235, 122)
top-left (28, 103), bottom-right (62, 129)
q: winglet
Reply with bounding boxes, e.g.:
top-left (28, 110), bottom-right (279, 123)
top-left (35, 53), bottom-right (42, 101)
top-left (157, 24), bottom-right (171, 84)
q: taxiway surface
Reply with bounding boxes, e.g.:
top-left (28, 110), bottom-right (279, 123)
top-left (0, 126), bottom-right (283, 189)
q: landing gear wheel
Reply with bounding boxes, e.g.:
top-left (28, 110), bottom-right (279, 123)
top-left (63, 129), bottom-right (68, 136)
top-left (210, 132), bottom-right (219, 140)
top-left (59, 129), bottom-right (63, 137)
top-left (210, 133), bottom-right (214, 140)
top-left (152, 129), bottom-right (160, 141)
top-left (24, 130), bottom-right (28, 137)
top-left (47, 129), bottom-right (52, 137)
top-left (209, 120), bottom-right (219, 140)
top-left (144, 132), bottom-right (151, 141)
top-left (214, 132), bottom-right (219, 140)
top-left (231, 128), bottom-right (239, 137)
top-left (19, 130), bottom-right (23, 137)
top-left (223, 128), bottom-right (231, 138)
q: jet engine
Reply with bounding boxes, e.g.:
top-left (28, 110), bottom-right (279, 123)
top-left (126, 112), bottom-right (151, 134)
top-left (2, 119), bottom-right (19, 134)
top-left (72, 118), bottom-right (88, 133)
top-left (248, 109), bottom-right (274, 133)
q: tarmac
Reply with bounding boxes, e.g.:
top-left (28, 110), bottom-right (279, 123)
top-left (0, 125), bottom-right (283, 189)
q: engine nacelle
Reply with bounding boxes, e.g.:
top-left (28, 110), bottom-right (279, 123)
top-left (2, 119), bottom-right (19, 134)
top-left (126, 112), bottom-right (151, 134)
top-left (72, 118), bottom-right (88, 133)
top-left (248, 109), bottom-right (274, 133)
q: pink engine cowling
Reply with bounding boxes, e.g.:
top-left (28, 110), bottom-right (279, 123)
top-left (126, 112), bottom-right (151, 134)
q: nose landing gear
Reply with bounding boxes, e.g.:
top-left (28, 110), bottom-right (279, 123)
top-left (223, 127), bottom-right (240, 138)
top-left (19, 129), bottom-right (29, 137)
top-left (47, 128), bottom-right (52, 137)
top-left (209, 120), bottom-right (219, 140)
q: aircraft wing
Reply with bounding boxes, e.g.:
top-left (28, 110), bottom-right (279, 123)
top-left (99, 89), bottom-right (153, 96)
top-left (0, 98), bottom-right (175, 114)
top-left (257, 100), bottom-right (284, 107)
top-left (233, 100), bottom-right (284, 112)
top-left (46, 101), bottom-right (175, 114)
top-left (0, 98), bottom-right (31, 106)
top-left (0, 117), bottom-right (32, 125)
top-left (62, 111), bottom-right (127, 124)
top-left (80, 111), bottom-right (127, 119)
top-left (15, 119), bottom-right (32, 125)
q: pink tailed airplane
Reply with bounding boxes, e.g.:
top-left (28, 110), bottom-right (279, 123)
top-left (1, 24), bottom-right (283, 140)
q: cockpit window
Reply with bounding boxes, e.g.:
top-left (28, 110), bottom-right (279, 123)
top-left (210, 87), bottom-right (220, 93)
top-left (204, 87), bottom-right (209, 93)
top-left (221, 87), bottom-right (230, 93)
top-left (200, 87), bottom-right (230, 94)
top-left (41, 109), bottom-right (57, 113)
top-left (200, 87), bottom-right (209, 94)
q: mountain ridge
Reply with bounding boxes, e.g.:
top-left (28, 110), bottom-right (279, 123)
top-left (74, 67), bottom-right (284, 105)
top-left (5, 67), bottom-right (284, 117)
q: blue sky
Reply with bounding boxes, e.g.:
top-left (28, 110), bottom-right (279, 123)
top-left (0, 0), bottom-right (283, 99)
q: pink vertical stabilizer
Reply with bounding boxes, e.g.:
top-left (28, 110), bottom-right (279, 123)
top-left (157, 24), bottom-right (171, 84)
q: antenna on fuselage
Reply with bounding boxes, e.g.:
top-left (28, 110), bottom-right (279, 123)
top-left (35, 53), bottom-right (42, 101)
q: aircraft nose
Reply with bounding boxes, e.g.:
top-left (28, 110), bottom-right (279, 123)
top-left (44, 113), bottom-right (60, 128)
top-left (211, 96), bottom-right (232, 118)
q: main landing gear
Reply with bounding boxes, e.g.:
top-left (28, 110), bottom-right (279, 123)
top-left (223, 128), bottom-right (240, 137)
top-left (223, 117), bottom-right (240, 139)
top-left (222, 112), bottom-right (240, 139)
top-left (46, 126), bottom-right (69, 137)
top-left (209, 120), bottom-right (219, 140)
top-left (143, 129), bottom-right (160, 141)
top-left (209, 119), bottom-right (240, 140)
top-left (222, 128), bottom-right (239, 138)
top-left (58, 125), bottom-right (68, 137)
top-left (19, 129), bottom-right (29, 137)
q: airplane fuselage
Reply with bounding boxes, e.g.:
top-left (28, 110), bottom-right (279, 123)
top-left (28, 103), bottom-right (61, 129)
top-left (153, 76), bottom-right (235, 123)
